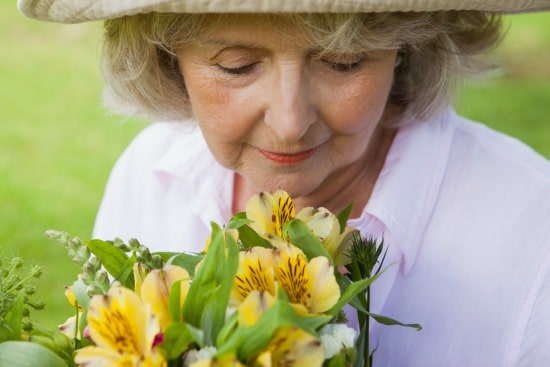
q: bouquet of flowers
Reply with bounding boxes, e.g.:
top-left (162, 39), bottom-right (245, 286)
top-left (0, 190), bottom-right (420, 367)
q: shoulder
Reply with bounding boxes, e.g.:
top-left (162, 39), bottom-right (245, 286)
top-left (432, 113), bottom-right (550, 269)
top-left (426, 114), bottom-right (550, 357)
top-left (452, 115), bottom-right (550, 179)
top-left (441, 114), bottom-right (550, 204)
top-left (426, 112), bottom-right (550, 268)
top-left (92, 120), bottom-right (212, 245)
top-left (115, 121), bottom-right (202, 170)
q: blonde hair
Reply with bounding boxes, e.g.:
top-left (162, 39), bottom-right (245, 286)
top-left (102, 11), bottom-right (502, 124)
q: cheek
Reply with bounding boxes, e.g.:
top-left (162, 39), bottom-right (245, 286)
top-left (322, 68), bottom-right (395, 134)
top-left (184, 78), bottom-right (249, 167)
top-left (184, 74), bottom-right (259, 143)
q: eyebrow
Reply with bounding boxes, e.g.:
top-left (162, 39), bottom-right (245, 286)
top-left (197, 38), bottom-right (264, 49)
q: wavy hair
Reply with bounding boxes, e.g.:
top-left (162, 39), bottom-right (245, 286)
top-left (102, 11), bottom-right (502, 125)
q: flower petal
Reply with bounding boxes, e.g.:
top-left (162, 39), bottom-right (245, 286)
top-left (256, 327), bottom-right (324, 367)
top-left (297, 207), bottom-right (355, 265)
top-left (273, 245), bottom-right (340, 315)
top-left (79, 286), bottom-right (165, 366)
top-left (237, 290), bottom-right (276, 326)
top-left (246, 191), bottom-right (295, 239)
top-left (319, 323), bottom-right (357, 359)
top-left (141, 265), bottom-right (191, 330)
top-left (306, 257), bottom-right (340, 313)
top-left (230, 247), bottom-right (277, 306)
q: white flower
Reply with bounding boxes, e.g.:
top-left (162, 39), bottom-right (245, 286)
top-left (184, 346), bottom-right (218, 366)
top-left (226, 306), bottom-right (237, 321)
top-left (58, 315), bottom-right (80, 339)
top-left (319, 323), bottom-right (357, 359)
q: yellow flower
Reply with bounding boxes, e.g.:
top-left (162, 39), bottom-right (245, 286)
top-left (133, 262), bottom-right (147, 297)
top-left (246, 190), bottom-right (295, 239)
top-left (204, 228), bottom-right (239, 254)
top-left (59, 285), bottom-right (83, 339)
top-left (232, 243), bottom-right (340, 316)
top-left (273, 244), bottom-right (340, 316)
top-left (297, 207), bottom-right (356, 266)
top-left (189, 353), bottom-right (246, 367)
top-left (140, 265), bottom-right (191, 331)
top-left (230, 247), bottom-right (277, 307)
top-left (237, 290), bottom-right (276, 326)
top-left (64, 285), bottom-right (79, 309)
top-left (75, 286), bottom-right (166, 367)
top-left (254, 326), bottom-right (324, 367)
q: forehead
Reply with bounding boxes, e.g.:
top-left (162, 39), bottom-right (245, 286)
top-left (165, 13), bottom-right (403, 54)
top-left (197, 14), bottom-right (314, 47)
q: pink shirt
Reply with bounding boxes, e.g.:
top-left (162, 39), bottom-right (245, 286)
top-left (94, 110), bottom-right (550, 366)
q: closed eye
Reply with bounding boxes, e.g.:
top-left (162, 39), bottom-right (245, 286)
top-left (323, 58), bottom-right (365, 72)
top-left (217, 63), bottom-right (257, 75)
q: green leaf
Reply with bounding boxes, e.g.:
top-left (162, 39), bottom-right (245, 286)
top-left (29, 334), bottom-right (74, 366)
top-left (154, 251), bottom-right (181, 263)
top-left (199, 233), bottom-right (239, 345)
top-left (0, 292), bottom-right (24, 341)
top-left (185, 323), bottom-right (206, 349)
top-left (285, 219), bottom-right (332, 262)
top-left (72, 278), bottom-right (90, 310)
top-left (216, 298), bottom-right (329, 361)
top-left (216, 312), bottom-right (238, 347)
top-left (84, 240), bottom-right (133, 288)
top-left (28, 323), bottom-right (56, 338)
top-left (235, 224), bottom-right (272, 249)
top-left (169, 280), bottom-right (182, 324)
top-left (0, 341), bottom-right (68, 367)
top-left (327, 352), bottom-right (347, 367)
top-left (182, 223), bottom-right (239, 346)
top-left (366, 312), bottom-right (422, 331)
top-left (336, 203), bottom-right (353, 234)
top-left (182, 224), bottom-right (221, 327)
top-left (226, 217), bottom-right (251, 230)
top-left (116, 253), bottom-right (136, 289)
top-left (225, 215), bottom-right (272, 249)
top-left (160, 322), bottom-right (196, 360)
top-left (228, 211), bottom-right (247, 222)
top-left (329, 272), bottom-right (384, 316)
top-left (167, 253), bottom-right (203, 277)
top-left (354, 323), bottom-right (367, 367)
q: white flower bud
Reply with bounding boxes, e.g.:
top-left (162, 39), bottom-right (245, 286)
top-left (319, 323), bottom-right (357, 359)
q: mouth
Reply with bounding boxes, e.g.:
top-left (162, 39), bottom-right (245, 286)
top-left (257, 147), bottom-right (317, 165)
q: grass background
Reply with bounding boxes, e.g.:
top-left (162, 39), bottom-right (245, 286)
top-left (1, 3), bottom-right (549, 329)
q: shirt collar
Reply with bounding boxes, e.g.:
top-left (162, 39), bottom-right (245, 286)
top-left (153, 123), bottom-right (234, 226)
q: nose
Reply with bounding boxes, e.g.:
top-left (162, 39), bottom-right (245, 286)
top-left (263, 62), bottom-right (316, 141)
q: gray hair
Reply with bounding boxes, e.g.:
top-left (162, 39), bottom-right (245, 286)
top-left (102, 11), bottom-right (502, 125)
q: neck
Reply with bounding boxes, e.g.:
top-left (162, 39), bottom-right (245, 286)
top-left (296, 125), bottom-right (396, 218)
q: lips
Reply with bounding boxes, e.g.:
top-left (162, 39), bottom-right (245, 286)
top-left (257, 147), bottom-right (317, 164)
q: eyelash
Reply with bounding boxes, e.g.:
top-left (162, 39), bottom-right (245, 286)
top-left (216, 57), bottom-right (366, 76)
top-left (322, 58), bottom-right (365, 72)
top-left (217, 63), bottom-right (257, 75)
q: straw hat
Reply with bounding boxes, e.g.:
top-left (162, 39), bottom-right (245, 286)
top-left (18, 0), bottom-right (550, 24)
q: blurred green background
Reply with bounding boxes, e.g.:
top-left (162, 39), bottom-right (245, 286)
top-left (1, 3), bottom-right (549, 329)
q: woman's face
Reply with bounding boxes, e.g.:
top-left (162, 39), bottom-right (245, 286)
top-left (177, 15), bottom-right (397, 202)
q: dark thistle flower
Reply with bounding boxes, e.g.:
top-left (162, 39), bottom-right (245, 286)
top-left (346, 233), bottom-right (387, 279)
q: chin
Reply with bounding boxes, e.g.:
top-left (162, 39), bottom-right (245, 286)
top-left (254, 175), bottom-right (319, 200)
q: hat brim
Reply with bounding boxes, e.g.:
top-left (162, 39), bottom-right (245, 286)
top-left (18, 0), bottom-right (550, 24)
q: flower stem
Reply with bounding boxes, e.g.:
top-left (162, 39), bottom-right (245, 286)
top-left (73, 303), bottom-right (80, 348)
top-left (365, 289), bottom-right (371, 367)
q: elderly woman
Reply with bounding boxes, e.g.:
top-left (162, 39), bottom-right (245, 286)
top-left (19, 0), bottom-right (550, 365)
